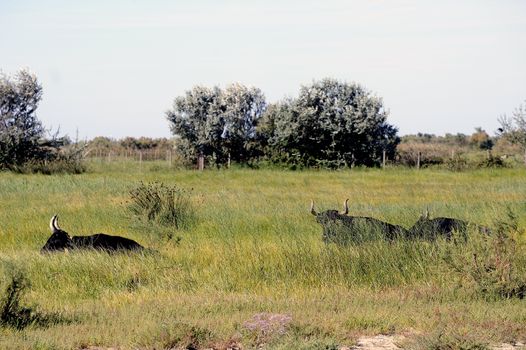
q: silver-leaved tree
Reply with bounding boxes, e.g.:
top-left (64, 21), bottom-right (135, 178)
top-left (0, 70), bottom-right (44, 169)
top-left (166, 83), bottom-right (266, 167)
top-left (259, 78), bottom-right (399, 168)
top-left (498, 100), bottom-right (526, 165)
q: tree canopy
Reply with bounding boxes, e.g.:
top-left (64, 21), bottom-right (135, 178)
top-left (168, 79), bottom-right (400, 168)
top-left (166, 83), bottom-right (266, 165)
top-left (259, 78), bottom-right (399, 167)
top-left (0, 70), bottom-right (44, 168)
top-left (498, 100), bottom-right (526, 164)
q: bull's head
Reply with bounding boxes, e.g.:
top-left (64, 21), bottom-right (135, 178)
top-left (411, 207), bottom-right (431, 229)
top-left (41, 215), bottom-right (73, 252)
top-left (311, 199), bottom-right (349, 242)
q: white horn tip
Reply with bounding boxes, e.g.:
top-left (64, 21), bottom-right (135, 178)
top-left (50, 214), bottom-right (60, 231)
top-left (310, 200), bottom-right (317, 215)
top-left (49, 215), bottom-right (57, 232)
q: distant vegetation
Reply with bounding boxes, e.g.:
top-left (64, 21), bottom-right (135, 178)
top-left (397, 128), bottom-right (519, 169)
top-left (498, 99), bottom-right (526, 164)
top-left (81, 128), bottom-right (523, 171)
top-left (69, 106), bottom-right (526, 172)
top-left (166, 78), bottom-right (399, 168)
top-left (2, 68), bottom-right (525, 172)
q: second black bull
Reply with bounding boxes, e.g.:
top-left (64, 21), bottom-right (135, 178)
top-left (311, 200), bottom-right (490, 244)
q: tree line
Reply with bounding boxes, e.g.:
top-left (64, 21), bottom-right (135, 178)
top-left (1, 68), bottom-right (526, 172)
top-left (167, 79), bottom-right (399, 168)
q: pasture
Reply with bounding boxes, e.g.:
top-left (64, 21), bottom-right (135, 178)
top-left (0, 162), bottom-right (525, 349)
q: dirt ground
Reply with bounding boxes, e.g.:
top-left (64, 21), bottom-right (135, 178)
top-left (344, 335), bottom-right (525, 350)
top-left (83, 335), bottom-right (526, 350)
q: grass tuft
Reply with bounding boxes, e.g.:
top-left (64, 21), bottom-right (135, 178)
top-left (128, 181), bottom-right (197, 231)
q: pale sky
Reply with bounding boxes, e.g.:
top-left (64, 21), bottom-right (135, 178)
top-left (1, 0), bottom-right (525, 139)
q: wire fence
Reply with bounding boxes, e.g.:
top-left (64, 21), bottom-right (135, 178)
top-left (85, 149), bottom-right (179, 164)
top-left (83, 148), bottom-right (523, 170)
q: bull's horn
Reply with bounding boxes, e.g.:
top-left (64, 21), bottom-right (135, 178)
top-left (310, 200), bottom-right (317, 216)
top-left (424, 207), bottom-right (430, 219)
top-left (340, 199), bottom-right (349, 215)
top-left (54, 215), bottom-right (61, 230)
top-left (50, 215), bottom-right (58, 232)
top-left (50, 214), bottom-right (61, 232)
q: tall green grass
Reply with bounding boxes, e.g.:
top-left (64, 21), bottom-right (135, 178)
top-left (0, 163), bottom-right (525, 349)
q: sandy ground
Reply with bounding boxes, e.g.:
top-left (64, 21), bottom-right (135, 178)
top-left (342, 335), bottom-right (525, 350)
top-left (82, 335), bottom-right (526, 349)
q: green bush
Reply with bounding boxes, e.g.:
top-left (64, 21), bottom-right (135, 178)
top-left (0, 271), bottom-right (67, 330)
top-left (128, 181), bottom-right (196, 230)
top-left (12, 158), bottom-right (86, 175)
top-left (8, 140), bottom-right (87, 175)
top-left (445, 154), bottom-right (469, 172)
top-left (444, 211), bottom-right (526, 299)
top-left (477, 154), bottom-right (507, 169)
top-left (407, 331), bottom-right (490, 350)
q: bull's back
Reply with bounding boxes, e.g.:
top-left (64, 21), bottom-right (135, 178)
top-left (409, 218), bottom-right (469, 240)
top-left (72, 233), bottom-right (144, 251)
top-left (345, 217), bottom-right (408, 240)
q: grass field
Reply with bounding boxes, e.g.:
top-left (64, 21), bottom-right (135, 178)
top-left (1, 161), bottom-right (525, 349)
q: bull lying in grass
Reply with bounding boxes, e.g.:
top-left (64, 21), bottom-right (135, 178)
top-left (311, 201), bottom-right (491, 244)
top-left (310, 199), bottom-right (409, 244)
top-left (41, 215), bottom-right (144, 253)
top-left (408, 209), bottom-right (492, 241)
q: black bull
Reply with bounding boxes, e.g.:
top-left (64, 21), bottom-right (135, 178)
top-left (311, 200), bottom-right (490, 244)
top-left (41, 215), bottom-right (144, 252)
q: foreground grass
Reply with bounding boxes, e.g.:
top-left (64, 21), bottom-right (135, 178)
top-left (0, 162), bottom-right (525, 349)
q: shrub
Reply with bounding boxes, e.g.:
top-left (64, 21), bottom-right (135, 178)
top-left (445, 154), bottom-right (469, 172)
top-left (407, 330), bottom-right (490, 350)
top-left (444, 210), bottom-right (526, 299)
top-left (8, 137), bottom-right (87, 174)
top-left (148, 323), bottom-right (213, 350)
top-left (128, 182), bottom-right (196, 230)
top-left (0, 271), bottom-right (66, 330)
top-left (476, 154), bottom-right (507, 169)
top-left (396, 142), bottom-right (449, 167)
top-left (12, 157), bottom-right (86, 175)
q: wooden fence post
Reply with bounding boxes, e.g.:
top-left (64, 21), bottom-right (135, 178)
top-left (416, 152), bottom-right (421, 170)
top-left (167, 150), bottom-right (173, 167)
top-left (382, 150), bottom-right (386, 169)
top-left (198, 154), bottom-right (204, 171)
